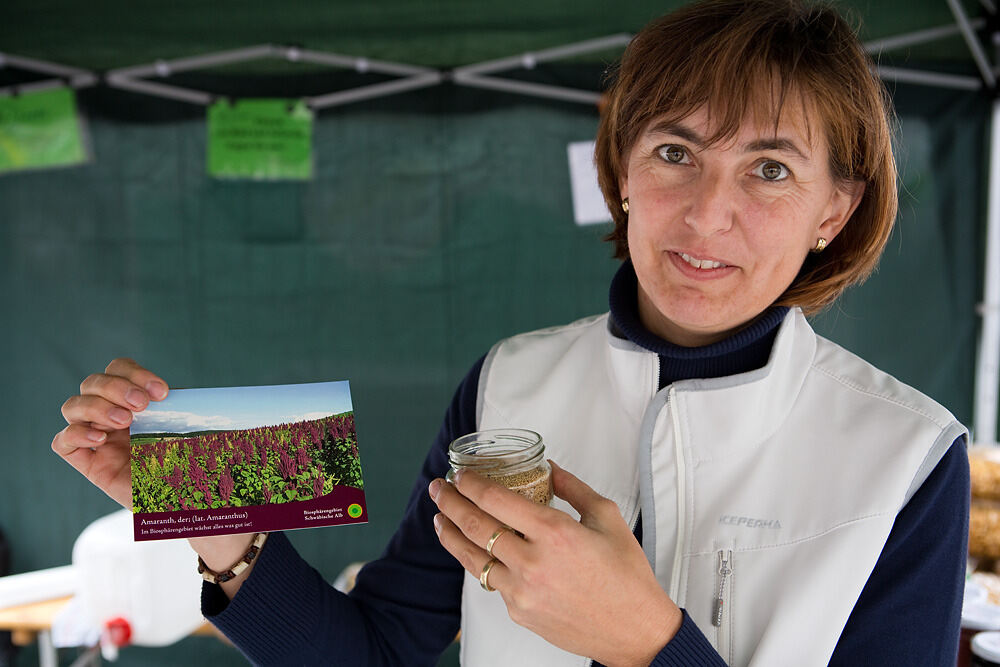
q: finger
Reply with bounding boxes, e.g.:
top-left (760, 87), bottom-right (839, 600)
top-left (433, 512), bottom-right (511, 592)
top-left (103, 358), bottom-right (169, 401)
top-left (52, 423), bottom-right (108, 455)
top-left (484, 524), bottom-right (521, 561)
top-left (449, 469), bottom-right (549, 536)
top-left (550, 461), bottom-right (623, 532)
top-left (62, 394), bottom-right (136, 430)
top-left (52, 427), bottom-right (133, 509)
top-left (79, 370), bottom-right (166, 414)
top-left (430, 477), bottom-right (523, 561)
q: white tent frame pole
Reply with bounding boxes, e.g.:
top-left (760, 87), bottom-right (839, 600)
top-left (453, 74), bottom-right (603, 104)
top-left (292, 47), bottom-right (435, 77)
top-left (306, 72), bottom-right (442, 109)
top-left (454, 34), bottom-right (632, 77)
top-left (106, 44), bottom-right (442, 109)
top-left (107, 45), bottom-right (278, 79)
top-left (946, 0), bottom-right (996, 86)
top-left (0, 52), bottom-right (97, 94)
top-left (976, 98), bottom-right (1000, 445)
top-left (876, 65), bottom-right (982, 89)
top-left (453, 34), bottom-right (632, 105)
top-left (864, 18), bottom-right (986, 54)
top-left (104, 74), bottom-right (215, 105)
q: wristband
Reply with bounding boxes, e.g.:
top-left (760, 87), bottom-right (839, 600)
top-left (197, 532), bottom-right (268, 584)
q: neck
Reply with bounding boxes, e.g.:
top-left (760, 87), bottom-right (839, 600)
top-left (609, 261), bottom-right (788, 386)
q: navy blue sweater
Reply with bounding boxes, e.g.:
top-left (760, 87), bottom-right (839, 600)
top-left (204, 263), bottom-right (969, 665)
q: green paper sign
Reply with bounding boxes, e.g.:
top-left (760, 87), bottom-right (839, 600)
top-left (0, 87), bottom-right (87, 173)
top-left (207, 99), bottom-right (314, 180)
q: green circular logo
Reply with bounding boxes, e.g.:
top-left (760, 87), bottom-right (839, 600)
top-left (347, 504), bottom-right (363, 518)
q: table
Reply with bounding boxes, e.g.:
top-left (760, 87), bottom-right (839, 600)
top-left (0, 595), bottom-right (218, 667)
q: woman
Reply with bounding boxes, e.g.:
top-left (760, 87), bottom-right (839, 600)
top-left (53, 0), bottom-right (969, 664)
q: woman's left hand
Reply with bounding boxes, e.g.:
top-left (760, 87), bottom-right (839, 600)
top-left (428, 461), bottom-right (682, 667)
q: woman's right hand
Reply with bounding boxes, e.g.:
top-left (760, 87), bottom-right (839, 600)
top-left (52, 358), bottom-right (169, 510)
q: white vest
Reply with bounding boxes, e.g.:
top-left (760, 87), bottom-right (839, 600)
top-left (459, 310), bottom-right (965, 666)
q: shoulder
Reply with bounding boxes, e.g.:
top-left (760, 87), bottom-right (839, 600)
top-left (483, 313), bottom-right (610, 377)
top-left (806, 323), bottom-right (961, 433)
top-left (477, 313), bottom-right (615, 421)
top-left (489, 313), bottom-right (609, 355)
top-left (799, 322), bottom-right (967, 502)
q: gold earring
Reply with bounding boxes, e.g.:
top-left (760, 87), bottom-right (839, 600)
top-left (811, 238), bottom-right (827, 253)
top-left (622, 198), bottom-right (629, 214)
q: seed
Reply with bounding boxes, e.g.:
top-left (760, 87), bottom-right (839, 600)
top-left (486, 466), bottom-right (552, 505)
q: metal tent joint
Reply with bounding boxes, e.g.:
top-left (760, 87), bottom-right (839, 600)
top-left (0, 53), bottom-right (98, 97)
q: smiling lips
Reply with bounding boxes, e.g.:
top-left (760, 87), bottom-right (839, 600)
top-left (676, 251), bottom-right (729, 270)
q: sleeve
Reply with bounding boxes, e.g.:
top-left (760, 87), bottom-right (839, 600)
top-left (202, 355), bottom-right (486, 666)
top-left (646, 612), bottom-right (728, 666)
top-left (828, 436), bottom-right (970, 665)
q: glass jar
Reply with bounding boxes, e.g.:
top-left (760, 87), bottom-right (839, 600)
top-left (446, 429), bottom-right (552, 505)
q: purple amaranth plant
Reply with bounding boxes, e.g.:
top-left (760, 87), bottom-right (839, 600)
top-left (312, 474), bottom-right (324, 499)
top-left (240, 436), bottom-right (254, 460)
top-left (278, 449), bottom-right (296, 480)
top-left (219, 467), bottom-right (234, 504)
top-left (164, 466), bottom-right (184, 491)
top-left (263, 486), bottom-right (273, 504)
top-left (296, 446), bottom-right (311, 469)
top-left (188, 458), bottom-right (207, 487)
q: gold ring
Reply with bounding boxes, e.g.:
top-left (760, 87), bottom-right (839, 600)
top-left (480, 557), bottom-right (499, 592)
top-left (486, 525), bottom-right (512, 558)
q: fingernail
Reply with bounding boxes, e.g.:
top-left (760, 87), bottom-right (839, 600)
top-left (145, 381), bottom-right (167, 400)
top-left (433, 513), bottom-right (442, 534)
top-left (428, 479), bottom-right (441, 500)
top-left (87, 430), bottom-right (106, 443)
top-left (109, 407), bottom-right (132, 425)
top-left (125, 389), bottom-right (146, 409)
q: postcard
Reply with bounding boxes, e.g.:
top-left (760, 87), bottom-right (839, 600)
top-left (129, 381), bottom-right (366, 541)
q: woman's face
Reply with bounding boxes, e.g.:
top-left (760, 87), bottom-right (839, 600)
top-left (620, 103), bottom-right (863, 347)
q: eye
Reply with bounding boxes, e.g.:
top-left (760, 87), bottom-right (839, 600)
top-left (753, 160), bottom-right (789, 181)
top-left (657, 144), bottom-right (690, 164)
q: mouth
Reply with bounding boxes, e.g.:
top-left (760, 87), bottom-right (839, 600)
top-left (675, 252), bottom-right (730, 270)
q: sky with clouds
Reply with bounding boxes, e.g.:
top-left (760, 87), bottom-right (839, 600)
top-left (130, 380), bottom-right (353, 434)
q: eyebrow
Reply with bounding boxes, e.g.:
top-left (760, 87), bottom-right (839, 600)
top-left (646, 120), bottom-right (809, 161)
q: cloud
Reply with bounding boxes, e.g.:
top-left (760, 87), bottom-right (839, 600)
top-left (283, 411), bottom-right (335, 424)
top-left (131, 409), bottom-right (236, 435)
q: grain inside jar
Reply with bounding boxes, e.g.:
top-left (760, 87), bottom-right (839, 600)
top-left (486, 466), bottom-right (553, 505)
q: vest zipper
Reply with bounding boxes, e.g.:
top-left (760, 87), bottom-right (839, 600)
top-left (712, 550), bottom-right (732, 626)
top-left (713, 549), bottom-right (734, 662)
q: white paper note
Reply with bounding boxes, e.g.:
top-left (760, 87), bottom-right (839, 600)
top-left (567, 140), bottom-right (612, 226)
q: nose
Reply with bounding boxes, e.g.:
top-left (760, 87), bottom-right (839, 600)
top-left (683, 172), bottom-right (734, 236)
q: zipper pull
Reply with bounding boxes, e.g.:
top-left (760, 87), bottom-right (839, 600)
top-left (712, 550), bottom-right (732, 627)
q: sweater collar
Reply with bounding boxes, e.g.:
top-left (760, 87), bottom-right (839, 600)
top-left (608, 260), bottom-right (788, 385)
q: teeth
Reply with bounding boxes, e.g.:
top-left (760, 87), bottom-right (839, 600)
top-left (679, 252), bottom-right (726, 269)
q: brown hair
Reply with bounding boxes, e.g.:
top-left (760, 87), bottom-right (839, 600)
top-left (595, 0), bottom-right (897, 314)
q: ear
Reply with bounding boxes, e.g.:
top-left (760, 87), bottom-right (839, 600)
top-left (818, 180), bottom-right (865, 243)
